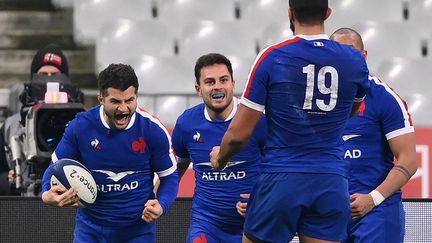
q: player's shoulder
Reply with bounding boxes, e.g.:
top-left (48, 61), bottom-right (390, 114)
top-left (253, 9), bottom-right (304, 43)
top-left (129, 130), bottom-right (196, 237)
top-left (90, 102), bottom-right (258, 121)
top-left (177, 103), bottom-right (205, 123)
top-left (323, 39), bottom-right (364, 62)
top-left (74, 105), bottom-right (97, 122)
top-left (367, 75), bottom-right (404, 102)
top-left (135, 107), bottom-right (163, 125)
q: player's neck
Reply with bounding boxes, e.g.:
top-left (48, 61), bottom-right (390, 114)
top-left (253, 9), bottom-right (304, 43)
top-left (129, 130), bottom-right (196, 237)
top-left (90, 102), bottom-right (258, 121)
top-left (207, 100), bottom-right (235, 121)
top-left (294, 24), bottom-right (325, 36)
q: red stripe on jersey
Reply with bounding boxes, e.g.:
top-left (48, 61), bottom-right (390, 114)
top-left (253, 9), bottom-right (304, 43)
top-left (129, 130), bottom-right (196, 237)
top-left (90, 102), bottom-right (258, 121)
top-left (244, 37), bottom-right (302, 98)
top-left (395, 92), bottom-right (413, 126)
top-left (370, 75), bottom-right (413, 126)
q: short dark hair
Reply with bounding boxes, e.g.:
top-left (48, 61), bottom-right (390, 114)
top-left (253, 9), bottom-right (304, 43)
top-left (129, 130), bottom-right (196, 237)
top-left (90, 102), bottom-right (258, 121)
top-left (194, 53), bottom-right (233, 85)
top-left (98, 63), bottom-right (139, 96)
top-left (330, 27), bottom-right (365, 51)
top-left (289, 0), bottom-right (328, 25)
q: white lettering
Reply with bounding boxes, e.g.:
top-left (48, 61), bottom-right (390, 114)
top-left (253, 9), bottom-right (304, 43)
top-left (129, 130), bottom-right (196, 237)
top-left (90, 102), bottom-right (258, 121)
top-left (97, 181), bottom-right (139, 193)
top-left (201, 171), bottom-right (247, 181)
top-left (344, 149), bottom-right (362, 159)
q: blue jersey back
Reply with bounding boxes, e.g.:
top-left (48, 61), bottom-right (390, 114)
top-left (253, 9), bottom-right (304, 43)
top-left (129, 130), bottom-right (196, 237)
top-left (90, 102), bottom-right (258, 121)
top-left (241, 35), bottom-right (370, 175)
top-left (172, 98), bottom-right (267, 233)
top-left (44, 105), bottom-right (177, 227)
top-left (343, 76), bottom-right (414, 204)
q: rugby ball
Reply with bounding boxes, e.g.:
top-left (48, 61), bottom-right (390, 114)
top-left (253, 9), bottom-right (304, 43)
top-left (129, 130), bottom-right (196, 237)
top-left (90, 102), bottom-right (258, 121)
top-left (50, 158), bottom-right (97, 206)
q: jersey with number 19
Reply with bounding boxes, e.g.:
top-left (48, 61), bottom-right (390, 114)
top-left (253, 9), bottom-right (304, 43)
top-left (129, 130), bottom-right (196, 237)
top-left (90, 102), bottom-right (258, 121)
top-left (241, 34), bottom-right (370, 175)
top-left (242, 34), bottom-right (370, 242)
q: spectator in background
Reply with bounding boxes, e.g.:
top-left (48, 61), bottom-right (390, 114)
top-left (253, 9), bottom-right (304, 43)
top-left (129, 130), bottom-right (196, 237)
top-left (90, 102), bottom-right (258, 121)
top-left (209, 0), bottom-right (371, 242)
top-left (41, 63), bottom-right (178, 242)
top-left (172, 53), bottom-right (267, 243)
top-left (330, 27), bottom-right (417, 243)
top-left (0, 43), bottom-right (75, 195)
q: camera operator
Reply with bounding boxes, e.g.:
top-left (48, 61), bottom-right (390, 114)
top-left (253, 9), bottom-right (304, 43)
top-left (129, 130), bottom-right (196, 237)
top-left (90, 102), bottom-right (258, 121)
top-left (0, 43), bottom-right (83, 195)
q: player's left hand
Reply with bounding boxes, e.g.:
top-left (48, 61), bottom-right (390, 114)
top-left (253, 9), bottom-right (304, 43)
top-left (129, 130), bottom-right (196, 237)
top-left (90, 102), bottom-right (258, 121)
top-left (236, 194), bottom-right (250, 217)
top-left (350, 193), bottom-right (375, 220)
top-left (210, 146), bottom-right (223, 170)
top-left (142, 199), bottom-right (163, 223)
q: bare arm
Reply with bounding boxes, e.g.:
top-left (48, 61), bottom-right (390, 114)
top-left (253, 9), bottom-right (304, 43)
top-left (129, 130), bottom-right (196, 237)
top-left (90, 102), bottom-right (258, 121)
top-left (351, 132), bottom-right (417, 219)
top-left (210, 104), bottom-right (263, 169)
top-left (375, 132), bottom-right (417, 198)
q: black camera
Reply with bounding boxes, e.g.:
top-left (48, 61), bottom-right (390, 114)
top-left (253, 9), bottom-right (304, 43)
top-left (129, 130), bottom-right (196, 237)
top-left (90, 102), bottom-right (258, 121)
top-left (7, 74), bottom-right (85, 195)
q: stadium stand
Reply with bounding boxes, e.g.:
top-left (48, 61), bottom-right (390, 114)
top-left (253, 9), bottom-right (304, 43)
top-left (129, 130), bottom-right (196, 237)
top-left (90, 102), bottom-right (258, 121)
top-left (349, 21), bottom-right (424, 73)
top-left (178, 20), bottom-right (259, 62)
top-left (95, 19), bottom-right (175, 72)
top-left (375, 57), bottom-right (432, 126)
top-left (156, 0), bottom-right (237, 36)
top-left (73, 0), bottom-right (154, 45)
top-left (129, 55), bottom-right (193, 95)
top-left (327, 0), bottom-right (407, 27)
top-left (238, 0), bottom-right (288, 34)
top-left (258, 21), bottom-right (294, 50)
top-left (407, 0), bottom-right (432, 38)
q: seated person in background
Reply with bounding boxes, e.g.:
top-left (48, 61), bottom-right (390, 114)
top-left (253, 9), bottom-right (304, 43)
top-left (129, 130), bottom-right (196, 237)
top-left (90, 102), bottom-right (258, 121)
top-left (0, 43), bottom-right (77, 195)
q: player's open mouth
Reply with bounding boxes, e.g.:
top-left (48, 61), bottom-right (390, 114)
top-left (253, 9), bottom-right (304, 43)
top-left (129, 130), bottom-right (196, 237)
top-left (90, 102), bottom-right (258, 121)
top-left (212, 93), bottom-right (225, 99)
top-left (115, 113), bottom-right (129, 123)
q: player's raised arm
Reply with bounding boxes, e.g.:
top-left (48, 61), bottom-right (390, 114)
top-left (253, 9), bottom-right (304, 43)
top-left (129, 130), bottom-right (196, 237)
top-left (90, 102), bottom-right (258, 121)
top-left (211, 104), bottom-right (263, 170)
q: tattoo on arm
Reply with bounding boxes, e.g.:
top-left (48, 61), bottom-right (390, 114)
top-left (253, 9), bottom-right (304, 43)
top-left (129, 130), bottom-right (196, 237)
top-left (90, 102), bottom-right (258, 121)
top-left (392, 165), bottom-right (412, 181)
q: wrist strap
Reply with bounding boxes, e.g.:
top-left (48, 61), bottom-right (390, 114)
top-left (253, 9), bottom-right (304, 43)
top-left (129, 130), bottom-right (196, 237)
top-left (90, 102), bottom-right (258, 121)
top-left (369, 190), bottom-right (385, 206)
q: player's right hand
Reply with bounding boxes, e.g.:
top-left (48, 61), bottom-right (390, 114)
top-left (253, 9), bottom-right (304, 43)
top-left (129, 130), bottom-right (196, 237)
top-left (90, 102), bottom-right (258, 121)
top-left (236, 194), bottom-right (250, 217)
top-left (350, 193), bottom-right (375, 219)
top-left (210, 146), bottom-right (223, 170)
top-left (41, 185), bottom-right (79, 208)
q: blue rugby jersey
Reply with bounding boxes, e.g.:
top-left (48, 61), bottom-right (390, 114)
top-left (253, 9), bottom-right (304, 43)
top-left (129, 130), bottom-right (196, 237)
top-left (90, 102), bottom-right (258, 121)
top-left (241, 34), bottom-right (370, 175)
top-left (172, 98), bottom-right (267, 233)
top-left (343, 76), bottom-right (414, 205)
top-left (42, 105), bottom-right (178, 228)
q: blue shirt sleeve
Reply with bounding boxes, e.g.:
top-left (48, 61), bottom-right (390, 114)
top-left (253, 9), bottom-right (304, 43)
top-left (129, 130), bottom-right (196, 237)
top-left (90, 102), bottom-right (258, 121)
top-left (171, 114), bottom-right (189, 159)
top-left (42, 163), bottom-right (54, 192)
top-left (147, 120), bottom-right (178, 213)
top-left (353, 53), bottom-right (370, 101)
top-left (241, 50), bottom-right (274, 111)
top-left (374, 81), bottom-right (414, 139)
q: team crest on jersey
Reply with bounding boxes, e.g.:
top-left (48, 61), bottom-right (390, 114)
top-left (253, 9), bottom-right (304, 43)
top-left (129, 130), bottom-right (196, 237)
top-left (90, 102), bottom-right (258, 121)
top-left (357, 101), bottom-right (366, 116)
top-left (193, 131), bottom-right (203, 142)
top-left (132, 137), bottom-right (147, 153)
top-left (90, 138), bottom-right (102, 150)
top-left (314, 41), bottom-right (324, 47)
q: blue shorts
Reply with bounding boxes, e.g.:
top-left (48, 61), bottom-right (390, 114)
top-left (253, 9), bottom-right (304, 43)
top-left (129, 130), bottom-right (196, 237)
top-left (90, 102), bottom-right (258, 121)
top-left (342, 201), bottom-right (405, 243)
top-left (187, 219), bottom-right (242, 243)
top-left (244, 172), bottom-right (350, 242)
top-left (73, 213), bottom-right (156, 243)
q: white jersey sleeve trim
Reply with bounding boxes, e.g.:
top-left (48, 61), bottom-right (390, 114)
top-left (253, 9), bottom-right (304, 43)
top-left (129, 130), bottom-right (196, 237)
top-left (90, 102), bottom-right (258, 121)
top-left (386, 126), bottom-right (415, 140)
top-left (156, 164), bottom-right (177, 177)
top-left (240, 97), bottom-right (265, 112)
top-left (135, 108), bottom-right (177, 177)
top-left (51, 153), bottom-right (59, 163)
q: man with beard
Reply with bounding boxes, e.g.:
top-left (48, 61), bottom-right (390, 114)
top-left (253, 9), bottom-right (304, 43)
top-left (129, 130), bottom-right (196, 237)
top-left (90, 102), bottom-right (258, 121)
top-left (41, 63), bottom-right (178, 242)
top-left (209, 0), bottom-right (371, 242)
top-left (172, 53), bottom-right (267, 243)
